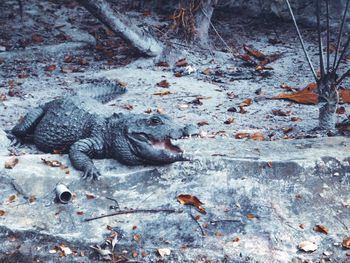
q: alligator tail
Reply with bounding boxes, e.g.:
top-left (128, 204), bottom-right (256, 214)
top-left (77, 78), bottom-right (127, 104)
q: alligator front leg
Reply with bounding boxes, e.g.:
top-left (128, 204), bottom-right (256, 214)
top-left (69, 137), bottom-right (106, 180)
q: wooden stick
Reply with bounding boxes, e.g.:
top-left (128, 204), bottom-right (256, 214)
top-left (77, 0), bottom-right (163, 57)
top-left (84, 208), bottom-right (182, 222)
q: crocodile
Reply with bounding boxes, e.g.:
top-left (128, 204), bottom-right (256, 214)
top-left (9, 79), bottom-right (196, 180)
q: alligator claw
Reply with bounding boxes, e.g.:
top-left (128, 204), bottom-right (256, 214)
top-left (82, 165), bottom-right (101, 181)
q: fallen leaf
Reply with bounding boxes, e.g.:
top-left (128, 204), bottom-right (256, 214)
top-left (299, 224), bottom-right (305, 229)
top-left (343, 236), bottom-right (350, 249)
top-left (235, 132), bottom-right (250, 139)
top-left (259, 53), bottom-right (282, 67)
top-left (0, 94), bottom-right (6, 101)
top-left (45, 64), bottom-right (57, 72)
top-left (28, 195), bottom-right (36, 203)
top-left (76, 211), bottom-right (84, 215)
top-left (272, 83), bottom-right (318, 104)
top-left (4, 157), bottom-right (19, 169)
top-left (197, 120), bottom-right (209, 126)
top-left (41, 158), bottom-right (65, 168)
top-left (240, 98), bottom-right (253, 107)
top-left (232, 237), bottom-right (240, 243)
top-left (32, 34), bottom-right (44, 44)
top-left (132, 251), bottom-right (138, 257)
top-left (247, 213), bottom-right (256, 219)
top-left (156, 108), bottom-right (166, 114)
top-left (64, 55), bottom-right (73, 63)
top-left (177, 194), bottom-right (206, 214)
top-left (313, 224), bottom-right (328, 235)
top-left (156, 61), bottom-right (170, 67)
top-left (157, 79), bottom-right (170, 88)
top-left (243, 45), bottom-right (266, 60)
top-left (57, 244), bottom-right (72, 256)
top-left (340, 89), bottom-right (350, 103)
top-left (250, 132), bottom-right (265, 141)
top-left (282, 127), bottom-right (293, 134)
top-left (224, 117), bottom-right (234, 124)
top-left (291, 116), bottom-right (302, 122)
top-left (0, 210), bottom-right (5, 216)
top-left (202, 68), bottom-right (212, 75)
top-left (175, 58), bottom-right (188, 67)
top-left (85, 192), bottom-right (95, 199)
top-left (153, 90), bottom-right (172, 96)
top-left (298, 241), bottom-right (318, 252)
top-left (133, 233), bottom-right (141, 242)
top-left (121, 104), bottom-right (133, 110)
top-left (272, 109), bottom-right (291, 116)
top-left (336, 106), bottom-right (346, 114)
top-left (174, 72), bottom-right (183, 77)
top-left (7, 195), bottom-right (16, 203)
top-left (157, 248), bottom-right (171, 257)
top-left (239, 106), bottom-right (247, 114)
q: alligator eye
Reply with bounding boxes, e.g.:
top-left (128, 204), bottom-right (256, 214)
top-left (149, 116), bottom-right (162, 125)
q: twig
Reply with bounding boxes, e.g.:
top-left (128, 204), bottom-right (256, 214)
top-left (84, 208), bottom-right (182, 222)
top-left (190, 214), bottom-right (206, 236)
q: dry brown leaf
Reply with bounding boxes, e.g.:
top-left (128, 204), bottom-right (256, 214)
top-left (336, 106), bottom-right (346, 114)
top-left (85, 192), bottom-right (95, 199)
top-left (46, 64), bottom-right (57, 72)
top-left (235, 132), bottom-right (250, 139)
top-left (197, 120), bottom-right (209, 126)
top-left (243, 45), bottom-right (266, 60)
top-left (157, 79), bottom-right (170, 88)
top-left (259, 53), bottom-right (282, 67)
top-left (267, 161), bottom-right (273, 168)
top-left (133, 233), bottom-right (141, 242)
top-left (132, 251), bottom-right (138, 258)
top-left (175, 58), bottom-right (188, 67)
top-left (224, 117), bottom-right (234, 125)
top-left (272, 109), bottom-right (291, 116)
top-left (174, 72), bottom-right (183, 77)
top-left (4, 157), bottom-right (18, 169)
top-left (0, 210), bottom-right (5, 216)
top-left (240, 98), bottom-right (253, 107)
top-left (0, 94), bottom-right (6, 101)
top-left (339, 89), bottom-right (350, 103)
top-left (156, 61), bottom-right (170, 67)
top-left (282, 127), bottom-right (293, 134)
top-left (247, 213), bottom-right (256, 219)
top-left (291, 116), bottom-right (302, 122)
top-left (343, 236), bottom-right (350, 249)
top-left (202, 68), bottom-right (212, 75)
top-left (250, 132), bottom-right (265, 141)
top-left (64, 55), bottom-right (73, 63)
top-left (41, 158), bottom-right (65, 168)
top-left (177, 194), bottom-right (206, 214)
top-left (7, 195), bottom-right (16, 203)
top-left (313, 224), bottom-right (328, 235)
top-left (299, 224), bottom-right (305, 229)
top-left (239, 54), bottom-right (256, 64)
top-left (32, 34), bottom-right (44, 44)
top-left (28, 195), bottom-right (36, 203)
top-left (272, 83), bottom-right (318, 104)
top-left (239, 106), bottom-right (247, 114)
top-left (232, 237), bottom-right (240, 243)
top-left (153, 90), bottom-right (172, 96)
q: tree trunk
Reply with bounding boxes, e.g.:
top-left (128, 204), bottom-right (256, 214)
top-left (77, 0), bottom-right (163, 57)
top-left (318, 82), bottom-right (339, 130)
top-left (194, 0), bottom-right (217, 47)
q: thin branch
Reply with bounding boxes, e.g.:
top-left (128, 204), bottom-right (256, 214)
top-left (284, 0), bottom-right (318, 81)
top-left (83, 208), bottom-right (182, 222)
top-left (326, 0), bottom-right (330, 74)
top-left (334, 35), bottom-right (350, 73)
top-left (332, 0), bottom-right (350, 70)
top-left (190, 214), bottom-right (206, 236)
top-left (316, 0), bottom-right (325, 79)
top-left (336, 68), bottom-right (350, 86)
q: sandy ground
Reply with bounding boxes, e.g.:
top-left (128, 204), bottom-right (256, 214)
top-left (1, 1), bottom-right (350, 262)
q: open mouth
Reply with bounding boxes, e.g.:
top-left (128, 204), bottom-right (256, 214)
top-left (131, 133), bottom-right (183, 153)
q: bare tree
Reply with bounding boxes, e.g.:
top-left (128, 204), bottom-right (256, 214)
top-left (285, 0), bottom-right (350, 131)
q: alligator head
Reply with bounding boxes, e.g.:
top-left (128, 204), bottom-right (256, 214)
top-left (108, 113), bottom-right (197, 165)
